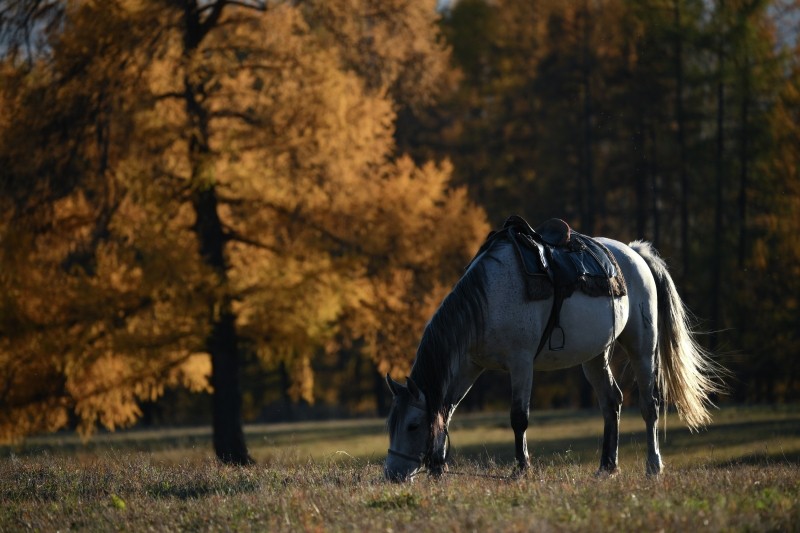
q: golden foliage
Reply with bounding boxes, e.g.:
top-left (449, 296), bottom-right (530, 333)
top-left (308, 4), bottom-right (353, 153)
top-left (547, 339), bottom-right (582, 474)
top-left (0, 0), bottom-right (486, 441)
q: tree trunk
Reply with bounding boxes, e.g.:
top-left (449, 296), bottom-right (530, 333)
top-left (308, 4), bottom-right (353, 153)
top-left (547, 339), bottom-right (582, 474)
top-left (649, 123), bottom-right (660, 248)
top-left (633, 119), bottom-right (648, 240)
top-left (208, 301), bottom-right (252, 465)
top-left (674, 0), bottom-right (691, 282)
top-left (192, 188), bottom-right (253, 465)
top-left (182, 0), bottom-right (252, 465)
top-left (710, 0), bottom-right (726, 353)
top-left (738, 51), bottom-right (750, 268)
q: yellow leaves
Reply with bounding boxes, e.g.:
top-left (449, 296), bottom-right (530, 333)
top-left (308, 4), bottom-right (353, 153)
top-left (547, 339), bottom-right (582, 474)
top-left (233, 250), bottom-right (350, 368)
top-left (0, 402), bottom-right (69, 445)
top-left (61, 350), bottom-right (211, 440)
top-left (69, 354), bottom-right (142, 436)
top-left (304, 0), bottom-right (450, 107)
top-left (173, 353), bottom-right (213, 394)
top-left (0, 0), bottom-right (489, 441)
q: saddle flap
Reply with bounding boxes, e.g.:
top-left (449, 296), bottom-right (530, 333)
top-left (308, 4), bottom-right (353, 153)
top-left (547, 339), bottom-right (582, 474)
top-left (515, 235), bottom-right (548, 276)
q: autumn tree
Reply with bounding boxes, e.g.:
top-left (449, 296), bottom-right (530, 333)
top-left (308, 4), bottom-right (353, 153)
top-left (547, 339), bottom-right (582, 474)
top-left (0, 0), bottom-right (488, 461)
top-left (0, 0), bottom-right (214, 443)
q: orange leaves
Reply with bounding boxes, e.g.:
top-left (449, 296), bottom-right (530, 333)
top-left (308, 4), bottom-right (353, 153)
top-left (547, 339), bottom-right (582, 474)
top-left (0, 0), bottom-right (488, 443)
top-left (64, 350), bottom-right (212, 438)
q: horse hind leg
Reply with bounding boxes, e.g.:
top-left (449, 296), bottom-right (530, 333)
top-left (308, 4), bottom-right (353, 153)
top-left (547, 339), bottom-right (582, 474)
top-left (582, 351), bottom-right (623, 475)
top-left (622, 319), bottom-right (663, 476)
top-left (631, 354), bottom-right (663, 476)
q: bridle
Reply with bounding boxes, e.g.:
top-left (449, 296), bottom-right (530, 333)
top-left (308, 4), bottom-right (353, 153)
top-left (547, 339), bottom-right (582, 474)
top-left (387, 401), bottom-right (450, 474)
top-left (387, 402), bottom-right (512, 480)
top-left (386, 447), bottom-right (426, 464)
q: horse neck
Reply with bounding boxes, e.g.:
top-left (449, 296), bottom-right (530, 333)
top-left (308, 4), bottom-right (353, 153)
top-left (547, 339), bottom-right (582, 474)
top-left (410, 249), bottom-right (488, 419)
top-left (409, 344), bottom-right (460, 419)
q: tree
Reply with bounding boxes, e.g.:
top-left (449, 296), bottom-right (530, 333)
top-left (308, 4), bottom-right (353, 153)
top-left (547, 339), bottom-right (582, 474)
top-left (0, 0), bottom-right (488, 460)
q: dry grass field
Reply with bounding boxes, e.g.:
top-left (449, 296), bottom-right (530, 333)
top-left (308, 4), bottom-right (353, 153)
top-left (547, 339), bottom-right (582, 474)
top-left (2, 405), bottom-right (798, 531)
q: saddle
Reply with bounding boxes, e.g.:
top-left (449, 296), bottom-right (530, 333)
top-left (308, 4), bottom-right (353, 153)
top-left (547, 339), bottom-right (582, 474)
top-left (475, 215), bottom-right (626, 357)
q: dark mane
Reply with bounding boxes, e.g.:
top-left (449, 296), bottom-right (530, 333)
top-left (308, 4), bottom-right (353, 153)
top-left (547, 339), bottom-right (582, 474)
top-left (409, 256), bottom-right (489, 421)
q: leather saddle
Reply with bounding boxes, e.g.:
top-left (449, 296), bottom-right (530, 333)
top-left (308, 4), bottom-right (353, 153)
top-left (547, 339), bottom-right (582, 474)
top-left (475, 215), bottom-right (625, 357)
top-left (503, 215), bottom-right (618, 287)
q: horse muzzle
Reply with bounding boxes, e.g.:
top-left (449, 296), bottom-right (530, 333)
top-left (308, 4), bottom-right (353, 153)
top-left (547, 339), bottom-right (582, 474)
top-left (384, 448), bottom-right (424, 482)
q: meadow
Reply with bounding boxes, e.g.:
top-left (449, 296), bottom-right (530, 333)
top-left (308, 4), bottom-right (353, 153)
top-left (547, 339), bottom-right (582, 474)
top-left (2, 405), bottom-right (798, 531)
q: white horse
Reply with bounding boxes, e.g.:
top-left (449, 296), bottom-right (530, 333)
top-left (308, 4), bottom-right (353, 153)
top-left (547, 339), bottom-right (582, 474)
top-left (384, 230), bottom-right (722, 481)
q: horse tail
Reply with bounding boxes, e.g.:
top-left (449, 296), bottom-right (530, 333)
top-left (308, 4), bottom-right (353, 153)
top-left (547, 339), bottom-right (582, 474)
top-left (629, 240), bottom-right (725, 431)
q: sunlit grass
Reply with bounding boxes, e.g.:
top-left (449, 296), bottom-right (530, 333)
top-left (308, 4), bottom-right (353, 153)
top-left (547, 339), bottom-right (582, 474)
top-left (2, 405), bottom-right (798, 531)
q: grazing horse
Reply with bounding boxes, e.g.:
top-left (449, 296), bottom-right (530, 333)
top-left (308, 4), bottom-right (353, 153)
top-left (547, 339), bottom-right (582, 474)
top-left (384, 221), bottom-right (722, 481)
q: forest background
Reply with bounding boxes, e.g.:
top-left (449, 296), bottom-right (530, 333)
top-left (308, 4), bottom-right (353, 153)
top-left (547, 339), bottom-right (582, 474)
top-left (0, 0), bottom-right (798, 464)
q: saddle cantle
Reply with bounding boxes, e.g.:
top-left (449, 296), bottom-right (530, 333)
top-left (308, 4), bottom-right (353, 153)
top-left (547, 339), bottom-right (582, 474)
top-left (535, 217), bottom-right (571, 247)
top-left (474, 215), bottom-right (627, 357)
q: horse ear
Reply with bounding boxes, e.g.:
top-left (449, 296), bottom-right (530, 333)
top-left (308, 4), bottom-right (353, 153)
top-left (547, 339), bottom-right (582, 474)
top-left (406, 376), bottom-right (421, 401)
top-left (386, 374), bottom-right (403, 397)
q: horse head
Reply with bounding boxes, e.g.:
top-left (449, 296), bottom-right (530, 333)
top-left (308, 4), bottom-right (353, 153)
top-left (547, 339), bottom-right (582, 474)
top-left (384, 374), bottom-right (448, 482)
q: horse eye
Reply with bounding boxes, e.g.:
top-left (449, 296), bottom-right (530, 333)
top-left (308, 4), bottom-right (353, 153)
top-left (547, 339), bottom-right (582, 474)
top-left (407, 422), bottom-right (420, 432)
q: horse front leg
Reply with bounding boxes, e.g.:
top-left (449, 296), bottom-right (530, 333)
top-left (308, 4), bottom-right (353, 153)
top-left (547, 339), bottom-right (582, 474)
top-left (510, 405), bottom-right (530, 471)
top-left (509, 370), bottom-right (533, 473)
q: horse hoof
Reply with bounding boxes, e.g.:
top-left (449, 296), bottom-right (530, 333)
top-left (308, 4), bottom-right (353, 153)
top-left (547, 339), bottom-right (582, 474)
top-left (595, 467), bottom-right (619, 478)
top-left (428, 463), bottom-right (448, 480)
top-left (646, 464), bottom-right (662, 479)
top-left (511, 464), bottom-right (530, 480)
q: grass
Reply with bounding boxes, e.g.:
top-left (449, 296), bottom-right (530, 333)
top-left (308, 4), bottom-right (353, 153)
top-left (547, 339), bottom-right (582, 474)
top-left (1, 405), bottom-right (798, 531)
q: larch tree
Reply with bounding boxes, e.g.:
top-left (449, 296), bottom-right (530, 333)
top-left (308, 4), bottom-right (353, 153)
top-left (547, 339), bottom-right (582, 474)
top-left (0, 0), bottom-right (488, 462)
top-left (0, 0), bottom-right (214, 443)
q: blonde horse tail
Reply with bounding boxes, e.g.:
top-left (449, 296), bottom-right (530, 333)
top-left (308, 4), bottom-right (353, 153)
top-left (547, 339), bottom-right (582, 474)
top-left (629, 241), bottom-right (725, 430)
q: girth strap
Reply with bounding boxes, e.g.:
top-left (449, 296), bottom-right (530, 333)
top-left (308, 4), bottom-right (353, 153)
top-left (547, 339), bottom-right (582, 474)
top-left (535, 286), bottom-right (566, 357)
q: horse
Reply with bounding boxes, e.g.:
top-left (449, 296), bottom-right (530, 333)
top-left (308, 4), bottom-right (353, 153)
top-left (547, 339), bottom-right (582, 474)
top-left (384, 224), bottom-right (723, 481)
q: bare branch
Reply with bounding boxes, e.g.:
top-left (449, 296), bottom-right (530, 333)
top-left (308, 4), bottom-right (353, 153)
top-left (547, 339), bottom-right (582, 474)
top-left (154, 91), bottom-right (187, 101)
top-left (209, 109), bottom-right (263, 126)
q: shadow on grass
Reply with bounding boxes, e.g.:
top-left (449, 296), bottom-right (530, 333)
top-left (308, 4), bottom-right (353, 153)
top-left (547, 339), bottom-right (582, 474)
top-left (145, 478), bottom-right (262, 500)
top-left (448, 432), bottom-right (601, 468)
top-left (447, 413), bottom-right (800, 469)
top-left (5, 406), bottom-right (798, 469)
top-left (2, 421), bottom-right (386, 458)
top-left (709, 450), bottom-right (800, 468)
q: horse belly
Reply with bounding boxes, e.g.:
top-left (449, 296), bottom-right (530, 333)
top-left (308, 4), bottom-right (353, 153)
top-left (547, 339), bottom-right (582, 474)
top-left (532, 293), bottom-right (628, 371)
